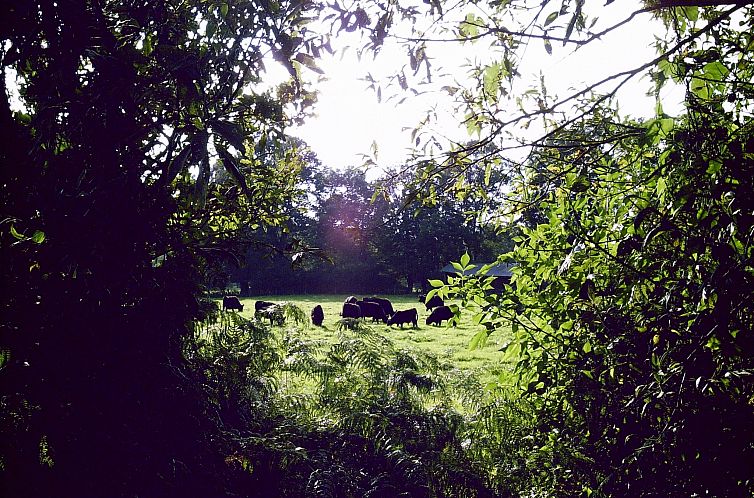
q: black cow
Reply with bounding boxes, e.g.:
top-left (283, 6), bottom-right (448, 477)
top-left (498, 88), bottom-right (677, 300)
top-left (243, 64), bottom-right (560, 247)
top-left (344, 296), bottom-right (358, 304)
top-left (424, 294), bottom-right (444, 310)
top-left (364, 297), bottom-right (394, 317)
top-left (255, 300), bottom-right (277, 312)
top-left (426, 305), bottom-right (454, 326)
top-left (257, 304), bottom-right (284, 326)
top-left (311, 305), bottom-right (324, 326)
top-left (387, 308), bottom-right (418, 328)
top-left (357, 300), bottom-right (388, 323)
top-left (223, 296), bottom-right (244, 311)
top-left (342, 302), bottom-right (362, 319)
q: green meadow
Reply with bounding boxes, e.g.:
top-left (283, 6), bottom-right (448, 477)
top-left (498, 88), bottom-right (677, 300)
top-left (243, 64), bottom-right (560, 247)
top-left (228, 294), bottom-right (516, 388)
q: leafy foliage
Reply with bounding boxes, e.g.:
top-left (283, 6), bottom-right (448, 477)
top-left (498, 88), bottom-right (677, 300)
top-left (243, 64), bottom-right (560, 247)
top-left (441, 51), bottom-right (754, 498)
top-left (414, 2), bottom-right (754, 497)
top-left (187, 312), bottom-right (540, 497)
top-left (0, 0), bottom-right (354, 494)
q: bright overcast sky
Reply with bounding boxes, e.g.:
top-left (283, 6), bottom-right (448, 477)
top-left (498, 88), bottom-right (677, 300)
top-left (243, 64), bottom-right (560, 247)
top-left (284, 4), bottom-right (683, 172)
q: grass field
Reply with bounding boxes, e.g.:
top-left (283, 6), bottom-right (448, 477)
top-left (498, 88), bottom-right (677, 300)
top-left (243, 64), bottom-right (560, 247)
top-left (229, 294), bottom-right (516, 387)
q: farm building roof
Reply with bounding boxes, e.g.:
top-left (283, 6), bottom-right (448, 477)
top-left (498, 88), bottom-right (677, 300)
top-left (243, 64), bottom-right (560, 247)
top-left (440, 262), bottom-right (516, 277)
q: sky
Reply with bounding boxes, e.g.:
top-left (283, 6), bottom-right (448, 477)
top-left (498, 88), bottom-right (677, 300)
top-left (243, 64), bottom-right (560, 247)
top-left (286, 3), bottom-right (684, 172)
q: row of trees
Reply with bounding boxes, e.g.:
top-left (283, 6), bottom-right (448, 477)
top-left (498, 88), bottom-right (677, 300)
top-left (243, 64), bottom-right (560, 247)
top-left (226, 152), bottom-right (511, 295)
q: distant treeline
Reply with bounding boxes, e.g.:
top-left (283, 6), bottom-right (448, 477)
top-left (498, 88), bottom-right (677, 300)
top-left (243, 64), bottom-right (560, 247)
top-left (222, 164), bottom-right (512, 295)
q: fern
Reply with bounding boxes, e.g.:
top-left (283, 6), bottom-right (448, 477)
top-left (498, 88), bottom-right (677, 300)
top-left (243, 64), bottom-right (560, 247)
top-left (185, 308), bottom-right (538, 497)
top-left (281, 301), bottom-right (308, 326)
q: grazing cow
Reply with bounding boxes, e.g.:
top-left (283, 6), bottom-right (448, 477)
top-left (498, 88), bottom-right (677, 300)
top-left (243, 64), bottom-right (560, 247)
top-left (257, 305), bottom-right (284, 326)
top-left (344, 296), bottom-right (358, 304)
top-left (424, 294), bottom-right (444, 310)
top-left (364, 297), bottom-right (394, 318)
top-left (223, 296), bottom-right (244, 311)
top-left (341, 302), bottom-right (362, 319)
top-left (357, 300), bottom-right (388, 323)
top-left (426, 305), bottom-right (454, 326)
top-left (255, 300), bottom-right (276, 312)
top-left (387, 308), bottom-right (418, 328)
top-left (311, 305), bottom-right (324, 326)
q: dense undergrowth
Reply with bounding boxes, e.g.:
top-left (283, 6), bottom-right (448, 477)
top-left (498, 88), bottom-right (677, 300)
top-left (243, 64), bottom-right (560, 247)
top-left (185, 310), bottom-right (545, 497)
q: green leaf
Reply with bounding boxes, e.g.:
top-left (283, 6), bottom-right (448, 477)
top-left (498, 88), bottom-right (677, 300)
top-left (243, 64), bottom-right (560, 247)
top-left (483, 63), bottom-right (502, 103)
top-left (564, 11), bottom-right (578, 45)
top-left (690, 75), bottom-right (709, 100)
top-left (10, 225), bottom-right (24, 240)
top-left (659, 118), bottom-right (674, 136)
top-left (544, 11), bottom-right (559, 26)
top-left (206, 19), bottom-right (217, 38)
top-left (460, 252), bottom-right (471, 268)
top-left (459, 13), bottom-right (480, 38)
top-left (0, 349), bottom-right (10, 369)
top-left (143, 33), bottom-right (153, 56)
top-left (31, 230), bottom-right (45, 244)
top-left (681, 5), bottom-right (698, 22)
top-left (469, 330), bottom-right (489, 351)
top-left (425, 288), bottom-right (438, 301)
top-left (656, 177), bottom-right (667, 197)
top-left (212, 120), bottom-right (246, 153)
top-left (162, 145), bottom-right (192, 186)
top-left (216, 147), bottom-right (252, 199)
top-left (706, 160), bottom-right (722, 175)
top-left (702, 61), bottom-right (729, 81)
top-left (295, 53), bottom-right (324, 74)
top-left (428, 279), bottom-right (445, 288)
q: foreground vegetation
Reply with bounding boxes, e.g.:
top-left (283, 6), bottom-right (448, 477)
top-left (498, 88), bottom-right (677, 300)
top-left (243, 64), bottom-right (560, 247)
top-left (186, 307), bottom-right (538, 496)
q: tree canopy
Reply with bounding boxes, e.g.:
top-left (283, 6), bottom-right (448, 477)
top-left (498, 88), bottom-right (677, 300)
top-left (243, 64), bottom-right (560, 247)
top-left (417, 1), bottom-right (754, 496)
top-left (0, 0), bottom-right (337, 494)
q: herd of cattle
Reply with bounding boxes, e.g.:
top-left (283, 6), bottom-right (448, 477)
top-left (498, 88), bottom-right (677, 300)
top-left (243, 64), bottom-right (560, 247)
top-left (340, 295), bottom-right (454, 327)
top-left (221, 294), bottom-right (456, 328)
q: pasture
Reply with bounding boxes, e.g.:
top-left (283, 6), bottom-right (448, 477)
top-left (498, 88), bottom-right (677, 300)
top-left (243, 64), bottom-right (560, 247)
top-left (228, 294), bottom-right (516, 387)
